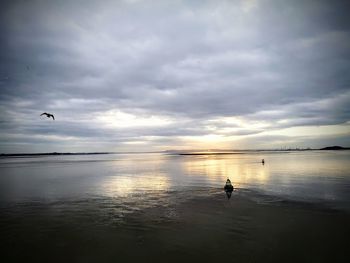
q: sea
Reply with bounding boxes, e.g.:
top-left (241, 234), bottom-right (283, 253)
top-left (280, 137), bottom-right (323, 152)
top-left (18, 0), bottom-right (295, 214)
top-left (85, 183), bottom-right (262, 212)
top-left (1, 150), bottom-right (350, 211)
top-left (1, 150), bottom-right (350, 262)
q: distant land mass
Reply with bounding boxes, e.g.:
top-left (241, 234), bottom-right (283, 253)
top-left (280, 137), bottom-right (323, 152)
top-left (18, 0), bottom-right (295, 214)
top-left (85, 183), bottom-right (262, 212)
top-left (320, 146), bottom-right (350, 150)
top-left (1, 146), bottom-right (349, 157)
top-left (0, 152), bottom-right (111, 157)
top-left (0, 151), bottom-right (160, 157)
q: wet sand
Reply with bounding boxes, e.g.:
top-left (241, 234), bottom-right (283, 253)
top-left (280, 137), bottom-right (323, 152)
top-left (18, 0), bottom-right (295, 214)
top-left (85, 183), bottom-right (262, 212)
top-left (1, 190), bottom-right (349, 263)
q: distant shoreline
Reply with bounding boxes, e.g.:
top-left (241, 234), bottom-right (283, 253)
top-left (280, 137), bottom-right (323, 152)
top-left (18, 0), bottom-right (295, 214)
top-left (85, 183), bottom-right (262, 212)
top-left (0, 152), bottom-right (157, 157)
top-left (1, 146), bottom-right (349, 157)
top-left (0, 152), bottom-right (112, 157)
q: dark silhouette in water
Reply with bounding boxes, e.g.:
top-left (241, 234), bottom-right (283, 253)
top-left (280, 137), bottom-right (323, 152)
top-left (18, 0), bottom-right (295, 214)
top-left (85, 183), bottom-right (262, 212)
top-left (225, 190), bottom-right (232, 199)
top-left (262, 159), bottom-right (265, 165)
top-left (40, 112), bottom-right (55, 120)
top-left (224, 178), bottom-right (233, 199)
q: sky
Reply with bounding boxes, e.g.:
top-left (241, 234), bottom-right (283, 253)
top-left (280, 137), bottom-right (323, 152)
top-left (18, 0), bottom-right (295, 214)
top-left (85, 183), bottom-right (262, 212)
top-left (0, 0), bottom-right (350, 153)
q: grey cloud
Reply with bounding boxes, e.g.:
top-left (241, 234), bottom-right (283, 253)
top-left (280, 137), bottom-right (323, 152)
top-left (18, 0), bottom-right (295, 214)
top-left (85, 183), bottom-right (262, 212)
top-left (1, 0), bottom-right (350, 152)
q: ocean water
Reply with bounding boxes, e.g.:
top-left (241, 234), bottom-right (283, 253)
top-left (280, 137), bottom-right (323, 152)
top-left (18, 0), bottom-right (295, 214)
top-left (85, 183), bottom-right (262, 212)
top-left (1, 151), bottom-right (350, 262)
top-left (1, 151), bottom-right (350, 211)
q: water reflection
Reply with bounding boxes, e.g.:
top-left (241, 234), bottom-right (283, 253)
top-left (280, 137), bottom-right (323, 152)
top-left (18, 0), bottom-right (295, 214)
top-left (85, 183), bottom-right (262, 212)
top-left (101, 174), bottom-right (170, 197)
top-left (96, 154), bottom-right (170, 197)
top-left (177, 152), bottom-right (350, 206)
top-left (1, 151), bottom-right (349, 210)
top-left (181, 155), bottom-right (268, 188)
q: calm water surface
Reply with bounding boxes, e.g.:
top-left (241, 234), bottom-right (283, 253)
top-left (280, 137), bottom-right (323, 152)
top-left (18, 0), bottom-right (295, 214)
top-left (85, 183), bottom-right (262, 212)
top-left (1, 151), bottom-right (350, 262)
top-left (1, 151), bottom-right (350, 211)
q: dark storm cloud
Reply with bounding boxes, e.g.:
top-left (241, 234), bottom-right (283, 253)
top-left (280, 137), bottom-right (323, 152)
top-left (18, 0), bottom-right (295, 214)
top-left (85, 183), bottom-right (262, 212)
top-left (0, 0), bottom-right (350, 152)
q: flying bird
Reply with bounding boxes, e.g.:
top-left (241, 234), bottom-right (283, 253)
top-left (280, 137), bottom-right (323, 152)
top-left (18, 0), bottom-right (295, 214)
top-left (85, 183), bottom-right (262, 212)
top-left (40, 112), bottom-right (55, 120)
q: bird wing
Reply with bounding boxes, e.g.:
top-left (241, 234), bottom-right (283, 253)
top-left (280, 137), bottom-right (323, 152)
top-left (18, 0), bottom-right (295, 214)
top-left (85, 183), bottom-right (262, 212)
top-left (40, 113), bottom-right (47, 116)
top-left (51, 115), bottom-right (55, 120)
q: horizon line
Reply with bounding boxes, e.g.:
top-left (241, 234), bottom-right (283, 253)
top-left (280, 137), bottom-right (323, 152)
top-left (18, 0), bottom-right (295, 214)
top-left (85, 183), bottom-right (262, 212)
top-left (1, 146), bottom-right (349, 156)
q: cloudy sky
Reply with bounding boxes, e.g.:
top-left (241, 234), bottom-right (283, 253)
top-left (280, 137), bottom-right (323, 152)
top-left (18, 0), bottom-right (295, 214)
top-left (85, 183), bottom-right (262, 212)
top-left (0, 0), bottom-right (349, 153)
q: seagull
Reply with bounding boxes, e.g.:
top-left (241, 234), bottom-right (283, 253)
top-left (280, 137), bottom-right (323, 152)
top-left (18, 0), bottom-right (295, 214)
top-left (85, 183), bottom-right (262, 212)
top-left (40, 112), bottom-right (55, 120)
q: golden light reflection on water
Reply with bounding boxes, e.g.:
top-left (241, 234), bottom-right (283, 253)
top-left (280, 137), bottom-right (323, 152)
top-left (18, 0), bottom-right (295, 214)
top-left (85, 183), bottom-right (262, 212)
top-left (100, 154), bottom-right (271, 196)
top-left (182, 155), bottom-right (268, 188)
top-left (100, 156), bottom-right (171, 197)
top-left (102, 174), bottom-right (170, 197)
top-left (97, 152), bottom-right (348, 198)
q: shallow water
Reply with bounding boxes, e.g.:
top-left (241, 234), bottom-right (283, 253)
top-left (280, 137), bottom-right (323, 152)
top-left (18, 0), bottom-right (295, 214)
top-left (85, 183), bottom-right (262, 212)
top-left (1, 151), bottom-right (350, 210)
top-left (1, 151), bottom-right (350, 262)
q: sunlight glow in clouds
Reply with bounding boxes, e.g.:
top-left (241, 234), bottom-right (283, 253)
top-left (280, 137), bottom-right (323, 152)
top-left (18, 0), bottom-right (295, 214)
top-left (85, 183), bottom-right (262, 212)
top-left (95, 110), bottom-right (173, 128)
top-left (0, 0), bottom-right (349, 152)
